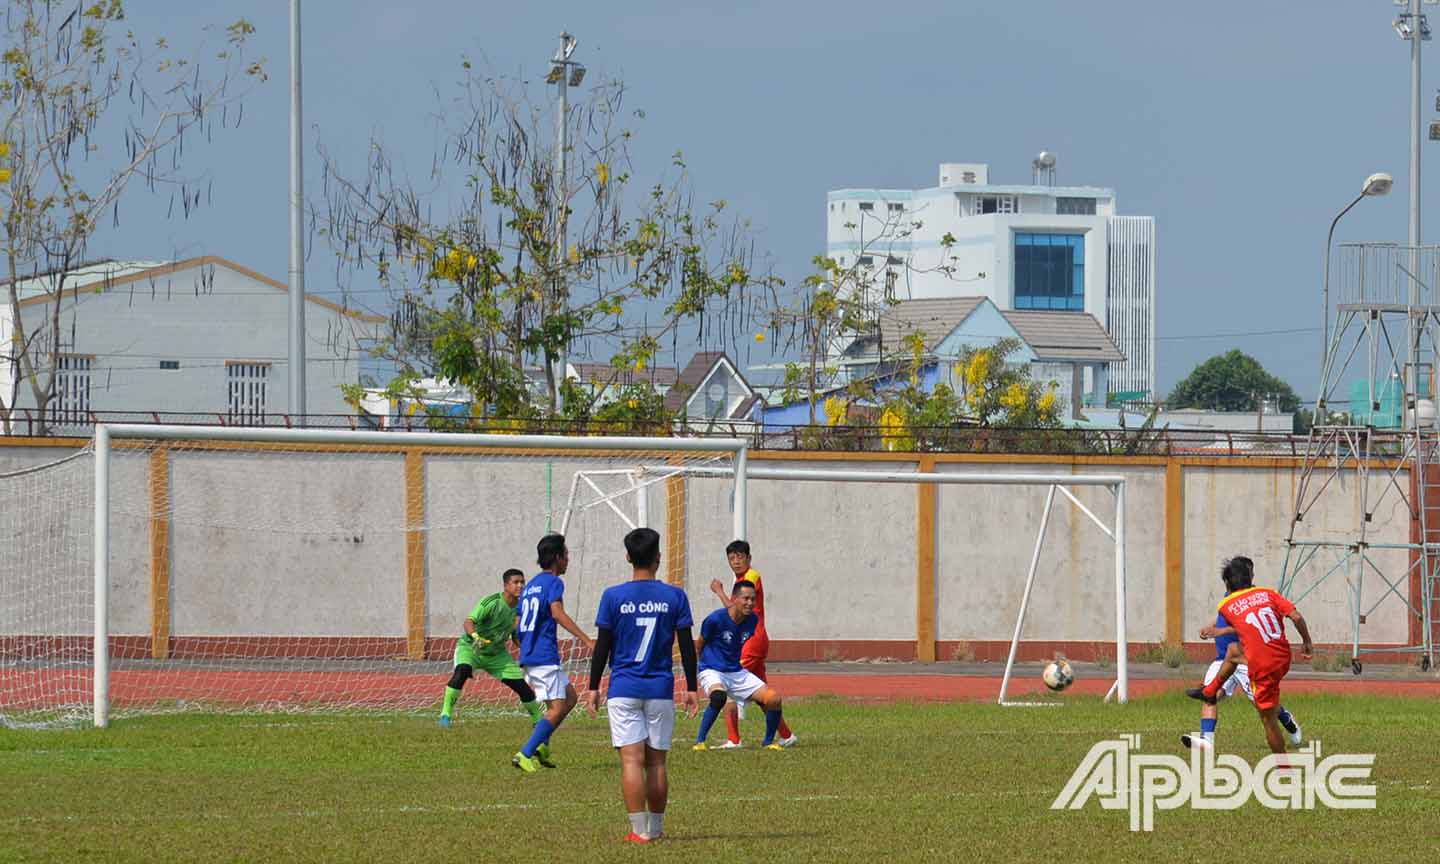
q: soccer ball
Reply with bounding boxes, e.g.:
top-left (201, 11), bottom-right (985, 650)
top-left (1042, 659), bottom-right (1075, 692)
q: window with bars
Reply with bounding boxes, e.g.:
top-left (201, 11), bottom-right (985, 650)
top-left (1056, 196), bottom-right (1097, 215)
top-left (976, 195), bottom-right (1018, 215)
top-left (226, 362), bottom-right (270, 424)
top-left (50, 354), bottom-right (93, 426)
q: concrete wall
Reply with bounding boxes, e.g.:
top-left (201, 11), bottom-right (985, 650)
top-left (1183, 465), bottom-right (1410, 644)
top-left (0, 441), bottom-right (1421, 659)
top-left (936, 463), bottom-right (1165, 644)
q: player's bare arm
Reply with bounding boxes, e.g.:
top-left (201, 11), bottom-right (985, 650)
top-left (1198, 624), bottom-right (1236, 639)
top-left (583, 625), bottom-right (614, 717)
top-left (708, 578), bottom-right (733, 608)
top-left (1288, 609), bottom-right (1314, 657)
top-left (551, 600), bottom-right (596, 653)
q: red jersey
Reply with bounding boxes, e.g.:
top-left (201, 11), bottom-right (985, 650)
top-left (735, 568), bottom-right (769, 660)
top-left (1217, 586), bottom-right (1295, 675)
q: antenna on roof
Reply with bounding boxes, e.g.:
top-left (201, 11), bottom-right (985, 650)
top-left (1031, 150), bottom-right (1057, 186)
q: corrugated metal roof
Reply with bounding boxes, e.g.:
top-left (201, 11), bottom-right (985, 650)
top-left (5, 260), bottom-right (169, 302)
top-left (1001, 310), bottom-right (1125, 363)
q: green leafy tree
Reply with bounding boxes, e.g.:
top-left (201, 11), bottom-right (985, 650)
top-left (1, 0), bottom-right (263, 433)
top-left (1166, 349), bottom-right (1300, 413)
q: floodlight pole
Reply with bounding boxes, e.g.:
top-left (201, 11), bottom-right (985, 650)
top-left (549, 33), bottom-right (583, 405)
top-left (1409, 0), bottom-right (1423, 259)
top-left (288, 0), bottom-right (306, 420)
top-left (554, 37), bottom-right (567, 395)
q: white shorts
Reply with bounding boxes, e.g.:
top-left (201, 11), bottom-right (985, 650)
top-left (699, 668), bottom-right (767, 704)
top-left (523, 664), bottom-right (571, 703)
top-left (1203, 660), bottom-right (1253, 702)
top-left (607, 697), bottom-right (676, 750)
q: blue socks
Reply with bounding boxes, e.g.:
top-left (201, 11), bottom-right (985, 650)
top-left (1277, 706), bottom-right (1294, 727)
top-left (696, 704), bottom-right (721, 744)
top-left (763, 709), bottom-right (782, 746)
top-left (1200, 716), bottom-right (1217, 740)
top-left (521, 718), bottom-right (555, 757)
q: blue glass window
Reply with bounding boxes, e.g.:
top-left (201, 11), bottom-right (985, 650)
top-left (1014, 233), bottom-right (1085, 311)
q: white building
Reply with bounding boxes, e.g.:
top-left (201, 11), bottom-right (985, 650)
top-left (3, 256), bottom-right (384, 431)
top-left (826, 161), bottom-right (1156, 399)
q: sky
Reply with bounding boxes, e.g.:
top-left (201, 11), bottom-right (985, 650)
top-left (89, 0), bottom-right (1435, 398)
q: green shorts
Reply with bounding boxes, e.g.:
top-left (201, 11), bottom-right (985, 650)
top-left (453, 641), bottom-right (524, 681)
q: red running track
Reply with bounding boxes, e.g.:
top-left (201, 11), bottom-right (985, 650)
top-left (4, 669), bottom-right (1438, 711)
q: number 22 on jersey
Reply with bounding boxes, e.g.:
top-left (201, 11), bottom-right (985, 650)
top-left (518, 596), bottom-right (541, 632)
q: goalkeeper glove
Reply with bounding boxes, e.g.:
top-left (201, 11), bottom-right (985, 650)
top-left (470, 633), bottom-right (492, 648)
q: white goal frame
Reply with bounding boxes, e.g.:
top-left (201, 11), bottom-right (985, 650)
top-left (90, 424), bottom-right (749, 728)
top-left (638, 464), bottom-right (1129, 706)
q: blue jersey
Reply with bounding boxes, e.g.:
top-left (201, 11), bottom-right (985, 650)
top-left (517, 571), bottom-right (565, 667)
top-left (1213, 612), bottom-right (1238, 661)
top-left (595, 579), bottom-right (693, 700)
top-left (699, 607), bottom-right (757, 674)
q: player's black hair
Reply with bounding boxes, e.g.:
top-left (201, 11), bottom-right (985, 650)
top-left (537, 534), bottom-right (567, 570)
top-left (625, 527), bottom-right (661, 570)
top-left (725, 539), bottom-right (751, 557)
top-left (731, 579), bottom-right (757, 596)
top-left (501, 568), bottom-right (524, 584)
top-left (1221, 556), bottom-right (1255, 593)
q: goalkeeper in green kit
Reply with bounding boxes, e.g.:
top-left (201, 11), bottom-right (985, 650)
top-left (439, 569), bottom-right (549, 757)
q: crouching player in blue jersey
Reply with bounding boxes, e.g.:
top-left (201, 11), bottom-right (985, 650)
top-left (1180, 609), bottom-right (1302, 751)
top-left (692, 579), bottom-right (789, 751)
top-left (582, 528), bottom-right (699, 844)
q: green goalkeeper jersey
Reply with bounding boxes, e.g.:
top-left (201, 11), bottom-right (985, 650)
top-left (465, 592), bottom-right (518, 650)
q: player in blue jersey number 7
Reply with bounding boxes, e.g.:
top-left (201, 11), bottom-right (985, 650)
top-left (582, 528), bottom-right (699, 844)
top-left (692, 580), bottom-right (788, 751)
top-left (512, 534), bottom-right (596, 773)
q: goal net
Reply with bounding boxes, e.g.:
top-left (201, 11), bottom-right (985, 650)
top-left (0, 426), bottom-right (745, 728)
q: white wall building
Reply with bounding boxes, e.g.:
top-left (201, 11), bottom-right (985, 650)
top-left (3, 257), bottom-right (384, 431)
top-left (826, 161), bottom-right (1156, 398)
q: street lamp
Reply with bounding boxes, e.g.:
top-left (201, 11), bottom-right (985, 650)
top-left (547, 32), bottom-right (586, 403)
top-left (1322, 172), bottom-right (1393, 369)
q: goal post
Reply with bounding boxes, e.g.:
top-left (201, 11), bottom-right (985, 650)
top-left (674, 464), bottom-right (1128, 705)
top-left (70, 425), bottom-right (747, 728)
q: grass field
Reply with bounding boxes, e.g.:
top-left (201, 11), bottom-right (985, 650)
top-left (2, 692), bottom-right (1438, 863)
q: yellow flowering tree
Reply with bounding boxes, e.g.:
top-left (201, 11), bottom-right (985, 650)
top-left (0, 1), bottom-right (263, 434)
top-left (322, 71), bottom-right (775, 418)
top-left (956, 339), bottom-right (1063, 428)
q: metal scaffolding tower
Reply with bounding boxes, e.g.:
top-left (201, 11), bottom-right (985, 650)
top-left (1283, 243), bottom-right (1440, 673)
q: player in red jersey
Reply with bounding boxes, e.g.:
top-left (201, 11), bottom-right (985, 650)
top-left (707, 540), bottom-right (797, 748)
top-left (1187, 556), bottom-right (1313, 754)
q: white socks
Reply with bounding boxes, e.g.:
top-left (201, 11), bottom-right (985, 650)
top-left (628, 812), bottom-right (649, 837)
top-left (649, 811), bottom-right (665, 838)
